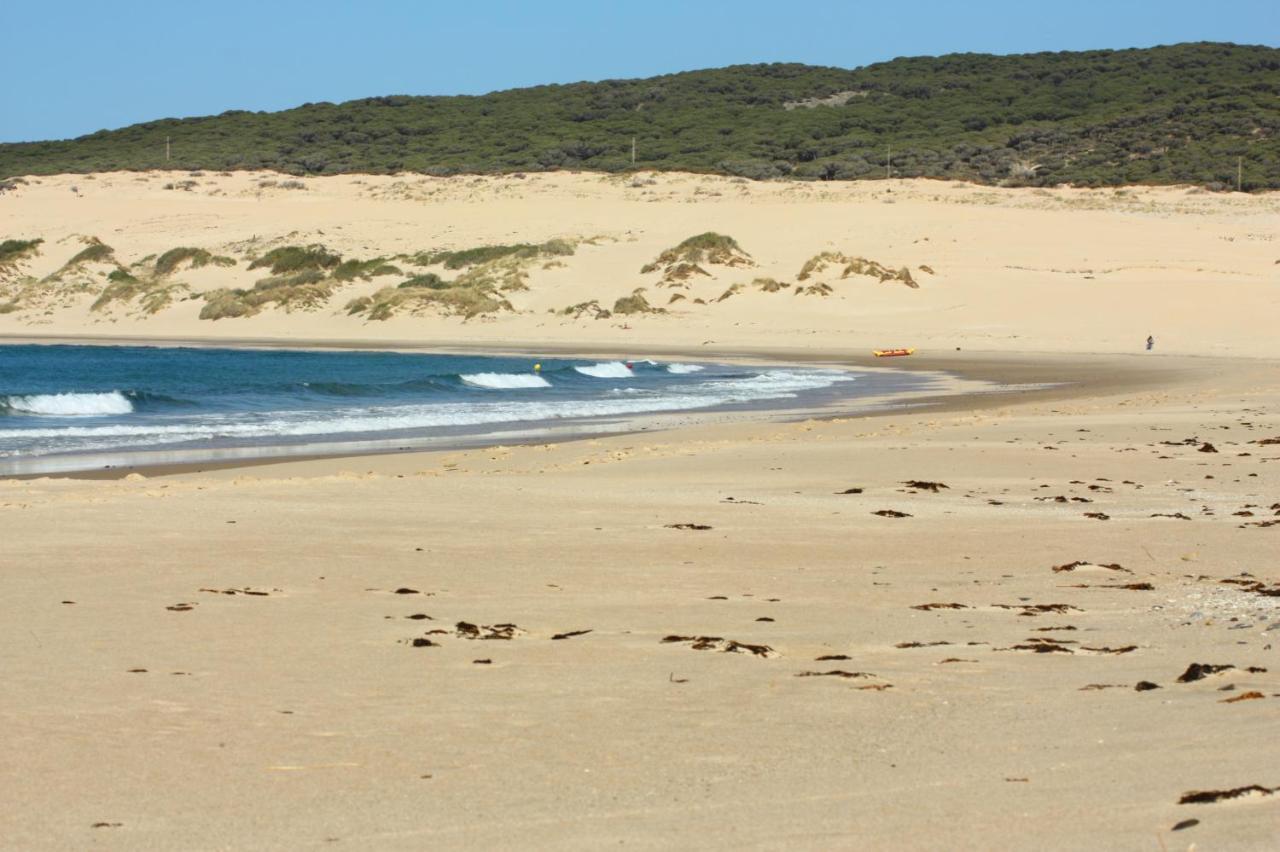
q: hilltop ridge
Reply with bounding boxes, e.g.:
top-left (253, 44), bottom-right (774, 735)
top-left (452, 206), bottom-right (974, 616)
top-left (1, 42), bottom-right (1278, 187)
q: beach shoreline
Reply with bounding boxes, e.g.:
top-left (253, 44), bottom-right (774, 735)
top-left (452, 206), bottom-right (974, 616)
top-left (1, 335), bottom-right (1216, 479)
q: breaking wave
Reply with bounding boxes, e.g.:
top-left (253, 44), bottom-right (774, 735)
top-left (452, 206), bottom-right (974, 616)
top-left (460, 373), bottom-right (551, 390)
top-left (2, 391), bottom-right (134, 416)
top-left (574, 361), bottom-right (634, 378)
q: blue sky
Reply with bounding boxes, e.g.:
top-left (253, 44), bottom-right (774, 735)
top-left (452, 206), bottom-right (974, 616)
top-left (2, 0), bottom-right (1276, 143)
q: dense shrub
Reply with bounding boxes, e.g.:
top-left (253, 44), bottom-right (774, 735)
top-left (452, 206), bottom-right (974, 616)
top-left (4, 44), bottom-right (1275, 189)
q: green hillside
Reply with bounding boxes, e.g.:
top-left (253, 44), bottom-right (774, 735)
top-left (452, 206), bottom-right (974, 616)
top-left (2, 42), bottom-right (1277, 188)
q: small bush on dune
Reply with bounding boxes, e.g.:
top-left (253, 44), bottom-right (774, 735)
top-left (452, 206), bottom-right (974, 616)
top-left (753, 277), bottom-right (788, 292)
top-left (613, 288), bottom-right (664, 315)
top-left (797, 251), bottom-right (847, 281)
top-left (198, 269), bottom-right (336, 320)
top-left (560, 299), bottom-right (611, 319)
top-left (642, 232), bottom-right (751, 274)
top-left (417, 238), bottom-right (576, 270)
top-left (453, 257), bottom-right (532, 293)
top-left (247, 244), bottom-right (341, 275)
top-left (252, 269), bottom-right (326, 291)
top-left (797, 252), bottom-right (919, 289)
top-left (351, 283), bottom-right (512, 321)
top-left (715, 283), bottom-right (744, 302)
top-left (94, 277), bottom-right (188, 314)
top-left (795, 282), bottom-right (834, 296)
top-left (397, 272), bottom-right (449, 289)
top-left (64, 239), bottom-right (114, 267)
top-left (154, 247), bottom-right (234, 277)
top-left (199, 291), bottom-right (254, 320)
top-left (0, 238), bottom-right (43, 268)
top-left (332, 257), bottom-right (400, 281)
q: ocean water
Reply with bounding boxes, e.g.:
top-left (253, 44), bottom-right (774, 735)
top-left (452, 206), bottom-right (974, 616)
top-left (0, 345), bottom-right (931, 473)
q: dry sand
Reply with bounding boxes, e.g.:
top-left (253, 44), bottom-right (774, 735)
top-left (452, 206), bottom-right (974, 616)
top-left (1, 170), bottom-right (1278, 355)
top-left (1, 172), bottom-right (1278, 849)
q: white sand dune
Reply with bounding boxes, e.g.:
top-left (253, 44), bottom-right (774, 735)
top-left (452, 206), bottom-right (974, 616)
top-left (2, 170), bottom-right (1277, 357)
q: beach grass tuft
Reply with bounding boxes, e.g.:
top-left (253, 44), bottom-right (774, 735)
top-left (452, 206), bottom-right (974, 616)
top-left (247, 244), bottom-right (342, 275)
top-left (154, 247), bottom-right (235, 277)
top-left (613, 288), bottom-right (664, 315)
top-left (64, 239), bottom-right (114, 268)
top-left (0, 238), bottom-right (44, 268)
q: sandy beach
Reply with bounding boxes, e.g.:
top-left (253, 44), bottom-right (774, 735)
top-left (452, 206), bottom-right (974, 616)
top-left (2, 173), bottom-right (1278, 849)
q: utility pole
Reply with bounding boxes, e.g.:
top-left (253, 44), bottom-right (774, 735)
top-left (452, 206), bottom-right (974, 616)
top-left (1237, 156), bottom-right (1243, 192)
top-left (886, 144), bottom-right (892, 180)
top-left (166, 136), bottom-right (171, 162)
top-left (631, 137), bottom-right (636, 165)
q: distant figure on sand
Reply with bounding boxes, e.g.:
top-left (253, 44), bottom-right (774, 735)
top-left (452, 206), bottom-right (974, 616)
top-left (1146, 335), bottom-right (1155, 351)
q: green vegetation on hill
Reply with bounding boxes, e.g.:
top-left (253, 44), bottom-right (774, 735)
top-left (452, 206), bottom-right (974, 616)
top-left (1, 43), bottom-right (1277, 188)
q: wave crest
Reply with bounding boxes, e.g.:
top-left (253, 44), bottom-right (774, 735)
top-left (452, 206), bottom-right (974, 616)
top-left (460, 373), bottom-right (550, 390)
top-left (574, 361), bottom-right (634, 378)
top-left (2, 391), bottom-right (134, 416)
top-left (666, 363), bottom-right (704, 374)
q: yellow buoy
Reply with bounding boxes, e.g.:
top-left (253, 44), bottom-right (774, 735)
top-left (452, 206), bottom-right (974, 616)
top-left (533, 363), bottom-right (541, 372)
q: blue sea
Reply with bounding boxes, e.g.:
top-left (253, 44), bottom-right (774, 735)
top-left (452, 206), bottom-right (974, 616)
top-left (0, 345), bottom-right (933, 474)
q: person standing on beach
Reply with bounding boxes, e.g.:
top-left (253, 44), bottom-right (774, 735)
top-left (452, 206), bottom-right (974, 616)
top-left (1146, 335), bottom-right (1155, 351)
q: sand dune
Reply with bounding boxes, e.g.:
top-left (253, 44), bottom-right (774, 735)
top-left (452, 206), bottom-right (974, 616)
top-left (2, 170), bottom-right (1277, 356)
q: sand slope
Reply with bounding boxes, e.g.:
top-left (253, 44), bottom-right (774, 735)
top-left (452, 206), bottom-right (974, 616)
top-left (2, 171), bottom-right (1277, 356)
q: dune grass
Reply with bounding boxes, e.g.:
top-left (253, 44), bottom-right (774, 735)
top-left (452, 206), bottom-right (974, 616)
top-left (612, 288), bottom-right (663, 315)
top-left (154, 247), bottom-right (235, 277)
top-left (199, 268), bottom-right (338, 320)
top-left (414, 238), bottom-right (576, 270)
top-left (332, 257), bottom-right (401, 281)
top-left (397, 272), bottom-right (449, 289)
top-left (642, 233), bottom-right (751, 274)
top-left (92, 272), bottom-right (189, 314)
top-left (247, 244), bottom-right (342, 275)
top-left (797, 251), bottom-right (918, 288)
top-left (64, 239), bottom-right (114, 268)
top-left (0, 238), bottom-right (43, 268)
top-left (347, 283), bottom-right (512, 321)
top-left (558, 299), bottom-right (611, 319)
top-left (198, 246), bottom-right (403, 320)
top-left (642, 233), bottom-right (752, 287)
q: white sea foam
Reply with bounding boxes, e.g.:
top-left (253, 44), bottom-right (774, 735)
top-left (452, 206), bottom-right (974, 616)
top-left (3, 391), bottom-right (134, 416)
top-left (666, 363), bottom-right (704, 374)
top-left (460, 373), bottom-right (550, 390)
top-left (574, 361), bottom-right (634, 378)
